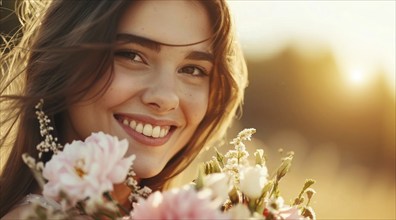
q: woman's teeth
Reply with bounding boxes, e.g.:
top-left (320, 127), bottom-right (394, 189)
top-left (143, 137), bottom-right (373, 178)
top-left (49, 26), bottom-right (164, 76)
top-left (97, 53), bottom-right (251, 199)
top-left (122, 119), bottom-right (170, 138)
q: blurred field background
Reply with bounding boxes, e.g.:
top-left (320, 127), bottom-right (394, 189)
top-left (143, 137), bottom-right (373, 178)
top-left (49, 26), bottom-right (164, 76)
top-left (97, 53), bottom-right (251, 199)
top-left (1, 1), bottom-right (395, 219)
top-left (179, 1), bottom-right (396, 219)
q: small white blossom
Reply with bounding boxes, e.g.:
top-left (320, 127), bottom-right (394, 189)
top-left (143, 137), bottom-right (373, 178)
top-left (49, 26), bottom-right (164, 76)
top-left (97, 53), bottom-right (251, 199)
top-left (239, 165), bottom-right (268, 199)
top-left (228, 203), bottom-right (251, 219)
top-left (204, 173), bottom-right (232, 203)
top-left (236, 128), bottom-right (256, 141)
top-left (35, 99), bottom-right (62, 157)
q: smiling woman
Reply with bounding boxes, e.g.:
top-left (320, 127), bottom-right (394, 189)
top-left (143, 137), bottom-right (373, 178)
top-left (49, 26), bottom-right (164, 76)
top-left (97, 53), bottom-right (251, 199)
top-left (0, 0), bottom-right (247, 218)
top-left (63, 0), bottom-right (213, 181)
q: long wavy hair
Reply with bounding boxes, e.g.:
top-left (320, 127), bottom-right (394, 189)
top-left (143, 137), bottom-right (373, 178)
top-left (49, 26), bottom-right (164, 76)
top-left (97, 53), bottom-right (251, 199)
top-left (0, 0), bottom-right (247, 216)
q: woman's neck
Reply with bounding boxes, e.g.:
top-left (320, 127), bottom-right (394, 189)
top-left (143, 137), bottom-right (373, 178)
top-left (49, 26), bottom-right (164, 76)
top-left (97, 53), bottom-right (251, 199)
top-left (112, 183), bottom-right (132, 212)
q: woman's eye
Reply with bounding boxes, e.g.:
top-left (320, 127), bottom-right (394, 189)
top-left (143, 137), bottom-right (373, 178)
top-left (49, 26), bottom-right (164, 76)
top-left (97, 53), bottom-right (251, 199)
top-left (115, 51), bottom-right (145, 63)
top-left (178, 66), bottom-right (208, 77)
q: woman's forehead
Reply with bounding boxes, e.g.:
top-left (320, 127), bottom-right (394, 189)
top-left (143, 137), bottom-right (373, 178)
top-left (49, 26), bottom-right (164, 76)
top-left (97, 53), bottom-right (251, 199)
top-left (117, 0), bottom-right (212, 47)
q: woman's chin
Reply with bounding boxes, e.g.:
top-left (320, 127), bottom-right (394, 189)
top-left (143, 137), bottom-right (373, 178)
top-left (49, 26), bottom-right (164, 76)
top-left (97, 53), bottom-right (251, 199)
top-left (133, 164), bottom-right (164, 179)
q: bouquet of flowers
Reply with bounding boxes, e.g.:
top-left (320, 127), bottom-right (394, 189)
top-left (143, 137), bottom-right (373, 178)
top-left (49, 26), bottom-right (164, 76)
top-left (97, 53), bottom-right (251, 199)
top-left (22, 100), bottom-right (316, 219)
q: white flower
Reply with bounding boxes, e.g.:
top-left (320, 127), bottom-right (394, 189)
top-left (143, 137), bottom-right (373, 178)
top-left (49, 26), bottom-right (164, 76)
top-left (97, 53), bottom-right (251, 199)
top-left (239, 165), bottom-right (268, 199)
top-left (228, 203), bottom-right (251, 219)
top-left (267, 196), bottom-right (285, 209)
top-left (204, 173), bottom-right (232, 203)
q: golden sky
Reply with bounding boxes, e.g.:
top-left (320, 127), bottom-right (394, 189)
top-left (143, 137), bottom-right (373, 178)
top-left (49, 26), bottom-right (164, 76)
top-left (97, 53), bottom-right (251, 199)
top-left (228, 0), bottom-right (395, 90)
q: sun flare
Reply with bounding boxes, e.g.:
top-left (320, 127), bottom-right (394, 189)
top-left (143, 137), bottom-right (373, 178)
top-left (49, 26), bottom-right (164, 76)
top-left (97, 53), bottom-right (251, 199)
top-left (348, 69), bottom-right (366, 85)
top-left (346, 69), bottom-right (369, 86)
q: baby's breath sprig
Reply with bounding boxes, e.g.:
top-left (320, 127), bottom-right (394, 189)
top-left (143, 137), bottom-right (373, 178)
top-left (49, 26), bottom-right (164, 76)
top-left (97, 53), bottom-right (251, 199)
top-left (222, 128), bottom-right (256, 185)
top-left (126, 166), bottom-right (152, 205)
top-left (35, 99), bottom-right (62, 158)
top-left (22, 153), bottom-right (46, 188)
top-left (233, 128), bottom-right (256, 142)
top-left (228, 128), bottom-right (256, 165)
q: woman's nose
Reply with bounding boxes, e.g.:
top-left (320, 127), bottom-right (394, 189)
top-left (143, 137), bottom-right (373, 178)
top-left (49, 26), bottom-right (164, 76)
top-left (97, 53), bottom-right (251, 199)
top-left (141, 73), bottom-right (180, 113)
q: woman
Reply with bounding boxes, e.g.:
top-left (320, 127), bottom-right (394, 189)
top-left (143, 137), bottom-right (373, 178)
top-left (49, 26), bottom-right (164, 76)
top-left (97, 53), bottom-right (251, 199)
top-left (0, 0), bottom-right (247, 218)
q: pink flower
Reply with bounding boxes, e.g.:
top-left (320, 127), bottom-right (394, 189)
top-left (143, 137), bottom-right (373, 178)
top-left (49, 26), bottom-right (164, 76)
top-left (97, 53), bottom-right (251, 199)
top-left (278, 206), bottom-right (304, 220)
top-left (131, 187), bottom-right (230, 219)
top-left (42, 132), bottom-right (135, 207)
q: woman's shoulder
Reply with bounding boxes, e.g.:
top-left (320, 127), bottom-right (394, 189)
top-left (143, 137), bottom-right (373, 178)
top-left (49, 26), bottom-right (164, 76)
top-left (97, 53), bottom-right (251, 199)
top-left (1, 203), bottom-right (33, 220)
top-left (1, 194), bottom-right (62, 220)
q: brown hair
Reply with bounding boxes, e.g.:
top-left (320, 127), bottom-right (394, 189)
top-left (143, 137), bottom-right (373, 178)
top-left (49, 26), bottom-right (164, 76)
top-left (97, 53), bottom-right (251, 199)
top-left (0, 0), bottom-right (247, 216)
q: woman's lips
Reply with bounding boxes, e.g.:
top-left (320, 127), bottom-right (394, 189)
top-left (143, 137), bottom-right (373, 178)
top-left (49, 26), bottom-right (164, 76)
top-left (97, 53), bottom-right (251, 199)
top-left (114, 114), bottom-right (175, 146)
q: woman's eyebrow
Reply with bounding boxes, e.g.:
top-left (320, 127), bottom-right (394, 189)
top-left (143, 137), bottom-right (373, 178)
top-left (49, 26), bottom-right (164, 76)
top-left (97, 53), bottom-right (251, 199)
top-left (185, 51), bottom-right (214, 63)
top-left (116, 33), bottom-right (213, 63)
top-left (116, 33), bottom-right (161, 52)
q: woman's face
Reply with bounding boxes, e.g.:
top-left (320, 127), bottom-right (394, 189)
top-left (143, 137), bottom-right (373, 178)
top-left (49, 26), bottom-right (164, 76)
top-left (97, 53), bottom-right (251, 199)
top-left (64, 1), bottom-right (213, 178)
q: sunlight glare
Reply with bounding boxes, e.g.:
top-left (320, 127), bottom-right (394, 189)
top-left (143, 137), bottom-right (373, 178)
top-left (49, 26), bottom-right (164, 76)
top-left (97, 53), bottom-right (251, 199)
top-left (347, 69), bottom-right (366, 86)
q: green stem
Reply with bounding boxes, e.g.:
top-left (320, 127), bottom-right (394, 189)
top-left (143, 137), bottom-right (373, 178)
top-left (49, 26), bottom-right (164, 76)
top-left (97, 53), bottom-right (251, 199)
top-left (306, 198), bottom-right (311, 207)
top-left (248, 198), bottom-right (256, 214)
top-left (96, 210), bottom-right (117, 220)
top-left (104, 192), bottom-right (126, 217)
top-left (269, 179), bottom-right (279, 198)
top-left (76, 201), bottom-right (87, 215)
top-left (117, 203), bottom-right (130, 216)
